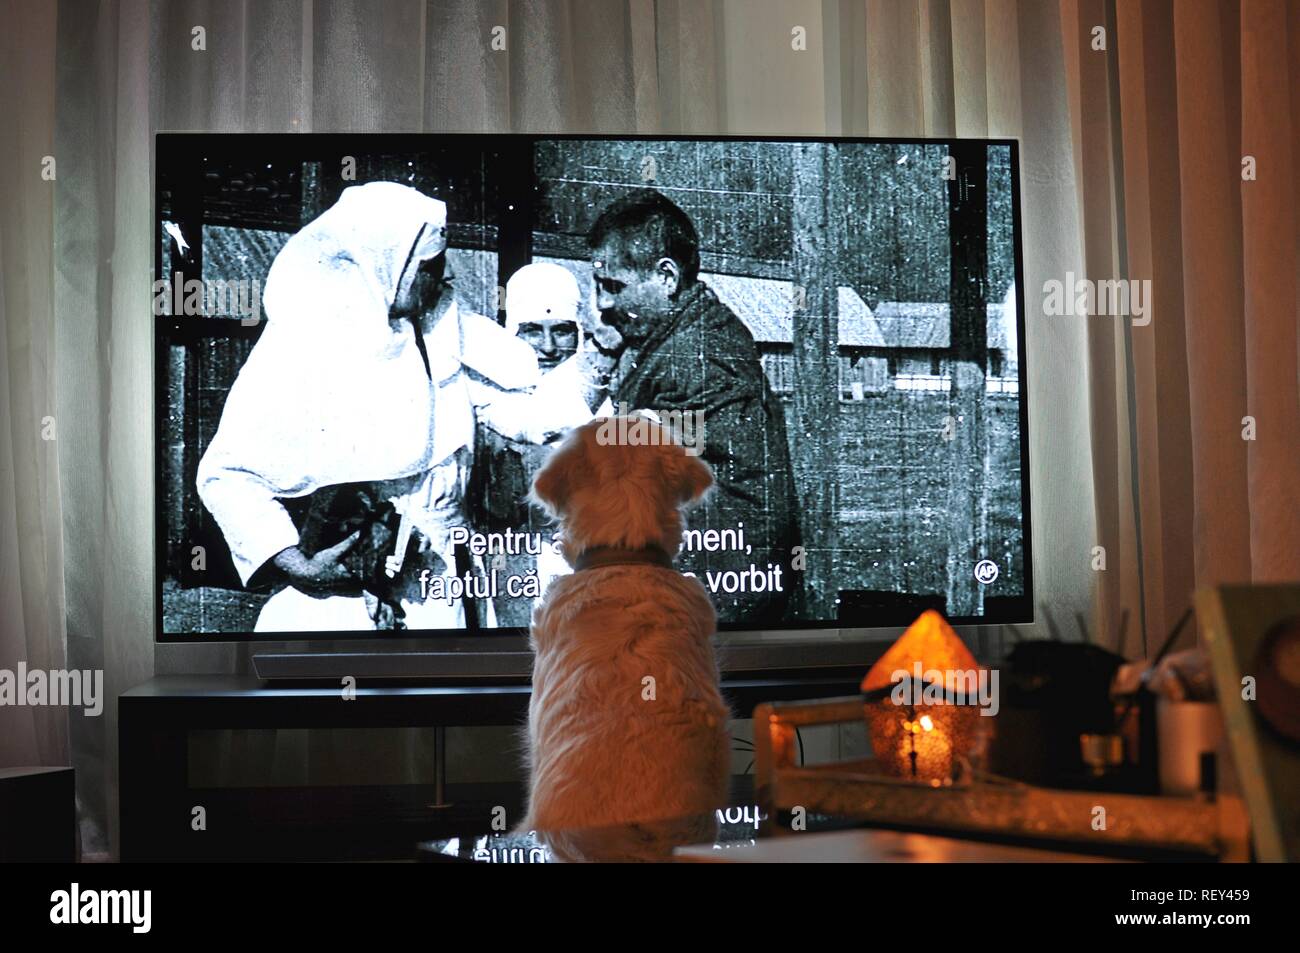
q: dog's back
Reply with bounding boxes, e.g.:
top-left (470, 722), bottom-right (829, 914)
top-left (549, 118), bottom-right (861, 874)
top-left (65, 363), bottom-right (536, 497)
top-left (524, 562), bottom-right (731, 836)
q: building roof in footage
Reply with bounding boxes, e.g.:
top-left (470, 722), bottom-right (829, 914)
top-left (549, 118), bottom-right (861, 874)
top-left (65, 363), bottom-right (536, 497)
top-left (704, 272), bottom-right (1018, 352)
top-left (702, 273), bottom-right (885, 348)
top-left (872, 299), bottom-right (1015, 351)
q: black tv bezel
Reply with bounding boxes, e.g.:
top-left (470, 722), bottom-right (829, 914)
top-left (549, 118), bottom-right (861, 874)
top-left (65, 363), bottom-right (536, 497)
top-left (153, 132), bottom-right (1033, 644)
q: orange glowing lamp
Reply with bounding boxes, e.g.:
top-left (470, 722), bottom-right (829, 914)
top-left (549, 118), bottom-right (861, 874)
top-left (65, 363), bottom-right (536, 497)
top-left (861, 610), bottom-right (985, 783)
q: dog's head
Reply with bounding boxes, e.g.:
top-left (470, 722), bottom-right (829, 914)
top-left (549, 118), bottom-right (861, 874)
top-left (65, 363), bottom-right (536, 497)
top-left (530, 415), bottom-right (713, 564)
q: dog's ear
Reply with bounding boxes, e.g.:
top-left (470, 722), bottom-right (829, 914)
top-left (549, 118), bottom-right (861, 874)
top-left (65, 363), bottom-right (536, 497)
top-left (530, 427), bottom-right (587, 518)
top-left (667, 446), bottom-right (714, 506)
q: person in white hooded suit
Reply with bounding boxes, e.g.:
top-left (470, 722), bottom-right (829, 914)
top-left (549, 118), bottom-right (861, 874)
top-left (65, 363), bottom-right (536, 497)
top-left (197, 181), bottom-right (557, 632)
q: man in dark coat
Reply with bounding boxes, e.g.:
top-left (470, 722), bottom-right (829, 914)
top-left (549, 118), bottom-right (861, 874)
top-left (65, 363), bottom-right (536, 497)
top-left (587, 188), bottom-right (801, 623)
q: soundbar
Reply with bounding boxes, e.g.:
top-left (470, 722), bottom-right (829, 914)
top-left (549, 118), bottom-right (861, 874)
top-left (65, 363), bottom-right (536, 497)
top-left (252, 633), bottom-right (890, 684)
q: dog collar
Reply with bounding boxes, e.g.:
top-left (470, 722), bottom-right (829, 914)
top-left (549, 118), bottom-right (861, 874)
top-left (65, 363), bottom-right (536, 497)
top-left (572, 545), bottom-right (675, 572)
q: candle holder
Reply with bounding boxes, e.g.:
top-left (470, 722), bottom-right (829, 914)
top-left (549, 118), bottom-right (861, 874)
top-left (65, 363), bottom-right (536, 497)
top-left (860, 610), bottom-right (987, 783)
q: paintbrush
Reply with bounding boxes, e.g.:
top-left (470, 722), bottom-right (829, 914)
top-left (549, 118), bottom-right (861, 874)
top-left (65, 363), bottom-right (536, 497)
top-left (1115, 606), bottom-right (1194, 727)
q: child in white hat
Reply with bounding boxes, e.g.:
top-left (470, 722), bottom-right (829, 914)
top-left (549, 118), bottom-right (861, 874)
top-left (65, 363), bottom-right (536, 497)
top-left (506, 261), bottom-right (618, 417)
top-left (506, 261), bottom-right (584, 372)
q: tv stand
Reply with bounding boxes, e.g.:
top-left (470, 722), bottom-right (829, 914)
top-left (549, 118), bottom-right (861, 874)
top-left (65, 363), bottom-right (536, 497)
top-left (248, 632), bottom-right (888, 685)
top-left (119, 671), bottom-right (865, 861)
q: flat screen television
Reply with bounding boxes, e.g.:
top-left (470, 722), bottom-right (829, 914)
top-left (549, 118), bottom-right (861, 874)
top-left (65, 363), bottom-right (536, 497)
top-left (155, 134), bottom-right (1030, 647)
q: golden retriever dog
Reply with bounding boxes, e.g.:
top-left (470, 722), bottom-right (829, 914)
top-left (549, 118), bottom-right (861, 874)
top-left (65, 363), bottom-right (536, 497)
top-left (521, 416), bottom-right (731, 861)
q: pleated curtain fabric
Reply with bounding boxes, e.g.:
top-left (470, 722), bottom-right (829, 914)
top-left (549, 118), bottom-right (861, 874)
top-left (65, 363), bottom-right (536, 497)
top-left (0, 0), bottom-right (1294, 858)
top-left (1062, 0), bottom-right (1300, 650)
top-left (0, 0), bottom-right (67, 783)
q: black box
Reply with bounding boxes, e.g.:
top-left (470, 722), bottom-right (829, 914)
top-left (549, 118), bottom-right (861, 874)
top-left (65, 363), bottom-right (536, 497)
top-left (0, 767), bottom-right (76, 862)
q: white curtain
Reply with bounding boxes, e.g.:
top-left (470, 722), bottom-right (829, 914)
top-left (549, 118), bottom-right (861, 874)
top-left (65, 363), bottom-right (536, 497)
top-left (0, 0), bottom-right (68, 779)
top-left (1060, 0), bottom-right (1300, 649)
top-left (3, 0), bottom-right (1163, 858)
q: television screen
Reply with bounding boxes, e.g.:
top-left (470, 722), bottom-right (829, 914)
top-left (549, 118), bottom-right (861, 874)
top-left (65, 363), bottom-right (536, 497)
top-left (155, 134), bottom-right (1030, 639)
